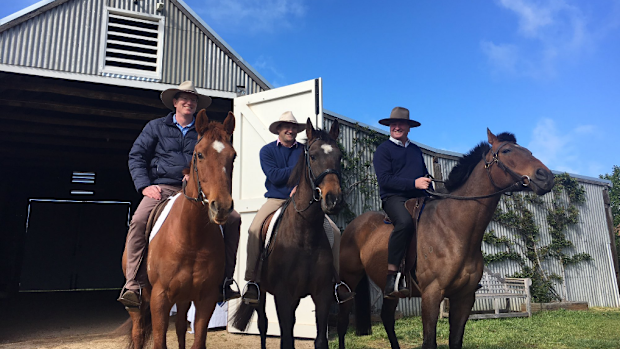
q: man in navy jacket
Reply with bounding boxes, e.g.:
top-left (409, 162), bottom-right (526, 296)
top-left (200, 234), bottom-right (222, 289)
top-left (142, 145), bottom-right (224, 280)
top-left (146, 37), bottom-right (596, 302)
top-left (240, 111), bottom-right (353, 304)
top-left (118, 81), bottom-right (241, 309)
top-left (373, 107), bottom-right (431, 298)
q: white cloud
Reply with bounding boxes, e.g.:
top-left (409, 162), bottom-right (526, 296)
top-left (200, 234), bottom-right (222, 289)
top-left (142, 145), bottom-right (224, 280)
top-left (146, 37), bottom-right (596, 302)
top-left (194, 0), bottom-right (306, 33)
top-left (482, 0), bottom-right (594, 78)
top-left (527, 118), bottom-right (597, 175)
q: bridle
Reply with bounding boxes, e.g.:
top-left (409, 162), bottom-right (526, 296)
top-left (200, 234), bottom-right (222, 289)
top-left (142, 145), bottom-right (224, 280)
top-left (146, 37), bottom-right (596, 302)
top-left (182, 135), bottom-right (209, 205)
top-left (293, 138), bottom-right (342, 212)
top-left (426, 142), bottom-right (531, 200)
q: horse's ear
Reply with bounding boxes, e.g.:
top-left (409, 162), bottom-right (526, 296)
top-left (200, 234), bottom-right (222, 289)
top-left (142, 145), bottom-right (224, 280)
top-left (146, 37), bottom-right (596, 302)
top-left (223, 111), bottom-right (235, 136)
top-left (487, 128), bottom-right (498, 145)
top-left (329, 119), bottom-right (340, 140)
top-left (196, 109), bottom-right (209, 135)
top-left (306, 118), bottom-right (315, 140)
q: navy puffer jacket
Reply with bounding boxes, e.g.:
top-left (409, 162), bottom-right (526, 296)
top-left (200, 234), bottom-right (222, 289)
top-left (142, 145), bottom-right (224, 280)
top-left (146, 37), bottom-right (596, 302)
top-left (128, 112), bottom-right (197, 193)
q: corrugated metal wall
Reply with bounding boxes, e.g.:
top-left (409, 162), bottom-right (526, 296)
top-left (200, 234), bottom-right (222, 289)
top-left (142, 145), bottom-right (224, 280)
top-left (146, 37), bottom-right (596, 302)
top-left (0, 0), bottom-right (266, 94)
top-left (326, 114), bottom-right (620, 316)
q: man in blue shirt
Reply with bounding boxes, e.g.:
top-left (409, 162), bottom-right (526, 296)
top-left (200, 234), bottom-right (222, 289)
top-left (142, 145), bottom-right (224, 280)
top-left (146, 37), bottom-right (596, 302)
top-left (241, 111), bottom-right (353, 304)
top-left (118, 81), bottom-right (241, 309)
top-left (373, 107), bottom-right (431, 298)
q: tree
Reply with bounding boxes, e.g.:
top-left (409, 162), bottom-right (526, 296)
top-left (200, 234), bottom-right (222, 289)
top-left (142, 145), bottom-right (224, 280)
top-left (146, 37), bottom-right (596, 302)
top-left (600, 165), bottom-right (620, 227)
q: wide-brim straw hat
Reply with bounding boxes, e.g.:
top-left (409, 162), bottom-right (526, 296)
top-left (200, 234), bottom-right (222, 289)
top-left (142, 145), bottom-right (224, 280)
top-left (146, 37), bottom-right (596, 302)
top-left (160, 81), bottom-right (212, 111)
top-left (268, 111), bottom-right (306, 134)
top-left (378, 107), bottom-right (421, 128)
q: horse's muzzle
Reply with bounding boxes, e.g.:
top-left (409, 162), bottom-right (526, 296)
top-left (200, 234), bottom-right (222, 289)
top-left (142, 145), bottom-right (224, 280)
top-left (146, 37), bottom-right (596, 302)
top-left (209, 200), bottom-right (233, 224)
top-left (322, 191), bottom-right (343, 215)
top-left (530, 168), bottom-right (554, 195)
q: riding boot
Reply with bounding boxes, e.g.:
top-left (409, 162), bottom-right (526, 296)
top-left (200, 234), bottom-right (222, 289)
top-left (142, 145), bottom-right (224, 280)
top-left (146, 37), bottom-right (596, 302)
top-left (384, 273), bottom-right (398, 299)
top-left (397, 274), bottom-right (410, 297)
top-left (219, 278), bottom-right (241, 302)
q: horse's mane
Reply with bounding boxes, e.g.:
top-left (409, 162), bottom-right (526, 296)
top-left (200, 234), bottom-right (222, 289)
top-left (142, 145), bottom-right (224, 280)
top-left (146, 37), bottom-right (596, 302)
top-left (443, 132), bottom-right (517, 192)
top-left (287, 129), bottom-right (335, 188)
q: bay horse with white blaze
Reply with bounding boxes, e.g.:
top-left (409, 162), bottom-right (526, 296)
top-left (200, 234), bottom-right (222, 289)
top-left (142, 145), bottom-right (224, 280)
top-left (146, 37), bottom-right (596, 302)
top-left (122, 110), bottom-right (236, 349)
top-left (338, 129), bottom-right (555, 349)
top-left (232, 119), bottom-right (343, 349)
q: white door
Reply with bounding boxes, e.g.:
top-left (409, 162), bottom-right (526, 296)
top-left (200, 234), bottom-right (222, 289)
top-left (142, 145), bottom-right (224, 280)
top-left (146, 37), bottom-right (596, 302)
top-left (228, 78), bottom-right (323, 338)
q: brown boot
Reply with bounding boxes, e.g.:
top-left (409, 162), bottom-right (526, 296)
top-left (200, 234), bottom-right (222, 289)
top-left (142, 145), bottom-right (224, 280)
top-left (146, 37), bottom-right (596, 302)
top-left (242, 282), bottom-right (260, 305)
top-left (335, 283), bottom-right (355, 303)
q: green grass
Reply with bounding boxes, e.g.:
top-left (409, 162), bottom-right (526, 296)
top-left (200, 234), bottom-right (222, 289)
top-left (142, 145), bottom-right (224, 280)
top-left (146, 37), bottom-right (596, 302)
top-left (329, 308), bottom-right (620, 349)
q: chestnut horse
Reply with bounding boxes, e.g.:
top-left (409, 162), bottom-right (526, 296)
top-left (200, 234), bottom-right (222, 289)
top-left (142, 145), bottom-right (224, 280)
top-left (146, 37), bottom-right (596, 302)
top-left (232, 119), bottom-right (343, 349)
top-left (122, 110), bottom-right (236, 349)
top-left (338, 129), bottom-right (555, 349)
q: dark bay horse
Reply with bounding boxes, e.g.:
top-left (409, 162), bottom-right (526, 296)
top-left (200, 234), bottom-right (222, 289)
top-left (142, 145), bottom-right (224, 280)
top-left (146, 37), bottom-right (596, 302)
top-left (232, 119), bottom-right (343, 349)
top-left (338, 129), bottom-right (555, 349)
top-left (122, 110), bottom-right (236, 349)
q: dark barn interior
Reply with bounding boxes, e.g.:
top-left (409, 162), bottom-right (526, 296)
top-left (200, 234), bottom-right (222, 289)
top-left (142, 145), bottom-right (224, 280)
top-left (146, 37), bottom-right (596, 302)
top-left (0, 72), bottom-right (233, 297)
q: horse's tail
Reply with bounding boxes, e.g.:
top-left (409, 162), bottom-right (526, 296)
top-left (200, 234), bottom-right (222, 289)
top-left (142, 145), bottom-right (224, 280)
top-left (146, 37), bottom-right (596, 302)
top-left (231, 301), bottom-right (256, 331)
top-left (354, 274), bottom-right (372, 336)
top-left (123, 304), bottom-right (153, 349)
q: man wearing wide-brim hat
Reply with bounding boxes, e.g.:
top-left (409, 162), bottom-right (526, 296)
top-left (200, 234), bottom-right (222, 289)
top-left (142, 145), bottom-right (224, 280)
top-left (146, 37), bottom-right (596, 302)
top-left (373, 106), bottom-right (432, 299)
top-left (118, 81), bottom-right (242, 309)
top-left (240, 111), bottom-right (354, 304)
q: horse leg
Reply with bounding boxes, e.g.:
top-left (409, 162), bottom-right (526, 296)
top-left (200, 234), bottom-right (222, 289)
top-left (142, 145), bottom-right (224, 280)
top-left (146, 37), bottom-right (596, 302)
top-left (175, 301), bottom-right (191, 349)
top-left (150, 289), bottom-right (172, 349)
top-left (312, 290), bottom-right (332, 349)
top-left (381, 297), bottom-right (401, 349)
top-left (190, 296), bottom-right (218, 349)
top-left (274, 294), bottom-right (300, 349)
top-left (337, 297), bottom-right (354, 349)
top-left (447, 292), bottom-right (476, 349)
top-left (420, 288), bottom-right (444, 349)
top-left (129, 306), bottom-right (147, 349)
top-left (257, 291), bottom-right (268, 349)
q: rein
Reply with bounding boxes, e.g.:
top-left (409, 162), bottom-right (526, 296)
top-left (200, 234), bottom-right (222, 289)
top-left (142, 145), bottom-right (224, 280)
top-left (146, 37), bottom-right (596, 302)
top-left (292, 138), bottom-right (342, 213)
top-left (183, 135), bottom-right (209, 205)
top-left (425, 142), bottom-right (531, 200)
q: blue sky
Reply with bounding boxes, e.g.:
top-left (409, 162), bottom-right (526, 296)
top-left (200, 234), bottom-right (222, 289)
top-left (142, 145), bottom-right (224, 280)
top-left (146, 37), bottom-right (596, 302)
top-left (2, 0), bottom-right (619, 178)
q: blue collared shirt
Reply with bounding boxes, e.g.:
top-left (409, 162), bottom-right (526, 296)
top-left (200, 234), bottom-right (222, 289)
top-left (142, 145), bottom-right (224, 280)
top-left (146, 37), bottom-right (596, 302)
top-left (173, 114), bottom-right (195, 137)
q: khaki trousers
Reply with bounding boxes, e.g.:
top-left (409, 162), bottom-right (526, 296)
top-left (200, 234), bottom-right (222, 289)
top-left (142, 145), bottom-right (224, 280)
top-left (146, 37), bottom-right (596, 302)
top-left (123, 184), bottom-right (241, 291)
top-left (244, 198), bottom-right (341, 281)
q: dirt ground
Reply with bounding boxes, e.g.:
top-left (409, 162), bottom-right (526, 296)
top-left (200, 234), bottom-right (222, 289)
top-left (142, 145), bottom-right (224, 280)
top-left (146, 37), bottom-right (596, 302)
top-left (0, 291), bottom-right (316, 349)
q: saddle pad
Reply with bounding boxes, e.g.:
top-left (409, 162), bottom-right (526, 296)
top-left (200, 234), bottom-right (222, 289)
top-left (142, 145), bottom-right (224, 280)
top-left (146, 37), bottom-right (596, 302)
top-left (148, 193), bottom-right (224, 243)
top-left (149, 193), bottom-right (181, 243)
top-left (264, 207), bottom-right (283, 249)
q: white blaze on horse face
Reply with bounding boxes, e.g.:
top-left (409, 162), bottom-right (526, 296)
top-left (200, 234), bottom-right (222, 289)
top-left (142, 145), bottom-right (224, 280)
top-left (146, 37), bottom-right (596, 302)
top-left (321, 144), bottom-right (333, 154)
top-left (222, 167), bottom-right (226, 173)
top-left (212, 140), bottom-right (225, 153)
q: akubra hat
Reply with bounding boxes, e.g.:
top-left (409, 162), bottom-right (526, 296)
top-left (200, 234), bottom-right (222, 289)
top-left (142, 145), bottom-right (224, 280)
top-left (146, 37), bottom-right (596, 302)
top-left (378, 107), bottom-right (421, 128)
top-left (160, 81), bottom-right (212, 111)
top-left (268, 111), bottom-right (306, 134)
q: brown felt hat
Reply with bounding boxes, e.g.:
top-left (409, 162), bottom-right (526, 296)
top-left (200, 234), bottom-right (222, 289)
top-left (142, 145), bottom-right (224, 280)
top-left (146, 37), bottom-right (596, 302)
top-left (268, 111), bottom-right (306, 134)
top-left (160, 81), bottom-right (212, 111)
top-left (378, 107), bottom-right (421, 128)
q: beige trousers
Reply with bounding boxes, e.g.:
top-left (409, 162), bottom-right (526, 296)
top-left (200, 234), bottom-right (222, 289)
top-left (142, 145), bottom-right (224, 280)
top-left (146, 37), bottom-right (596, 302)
top-left (244, 198), bottom-right (341, 281)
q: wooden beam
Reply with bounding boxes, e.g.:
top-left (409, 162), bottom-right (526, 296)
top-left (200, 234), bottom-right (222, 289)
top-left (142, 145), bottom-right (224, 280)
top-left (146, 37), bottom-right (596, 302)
top-left (0, 99), bottom-right (159, 121)
top-left (2, 78), bottom-right (165, 109)
top-left (0, 112), bottom-right (144, 131)
top-left (0, 133), bottom-right (133, 151)
top-left (3, 124), bottom-right (137, 141)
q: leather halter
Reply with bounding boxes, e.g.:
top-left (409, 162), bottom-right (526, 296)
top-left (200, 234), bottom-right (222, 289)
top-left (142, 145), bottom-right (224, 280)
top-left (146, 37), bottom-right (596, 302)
top-left (483, 142), bottom-right (531, 190)
top-left (183, 135), bottom-right (209, 205)
top-left (293, 138), bottom-right (342, 212)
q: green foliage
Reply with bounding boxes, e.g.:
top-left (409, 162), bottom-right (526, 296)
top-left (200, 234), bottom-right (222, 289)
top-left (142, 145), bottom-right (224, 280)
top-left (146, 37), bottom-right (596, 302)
top-left (599, 165), bottom-right (620, 266)
top-left (483, 173), bottom-right (592, 302)
top-left (337, 123), bottom-right (388, 224)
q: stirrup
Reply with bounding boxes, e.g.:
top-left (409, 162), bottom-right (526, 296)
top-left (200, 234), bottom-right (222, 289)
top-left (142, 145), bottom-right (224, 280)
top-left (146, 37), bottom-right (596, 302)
top-left (223, 277), bottom-right (240, 295)
top-left (118, 283), bottom-right (143, 311)
top-left (334, 282), bottom-right (353, 304)
top-left (242, 281), bottom-right (260, 304)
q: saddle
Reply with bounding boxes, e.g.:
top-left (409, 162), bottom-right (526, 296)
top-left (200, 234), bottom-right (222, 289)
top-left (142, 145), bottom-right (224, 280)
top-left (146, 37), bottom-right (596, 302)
top-left (145, 198), bottom-right (172, 240)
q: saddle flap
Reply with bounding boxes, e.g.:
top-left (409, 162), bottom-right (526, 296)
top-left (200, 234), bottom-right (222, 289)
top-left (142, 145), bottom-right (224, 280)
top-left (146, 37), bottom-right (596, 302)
top-left (404, 197), bottom-right (425, 276)
top-left (260, 212), bottom-right (276, 244)
top-left (145, 199), bottom-right (171, 239)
